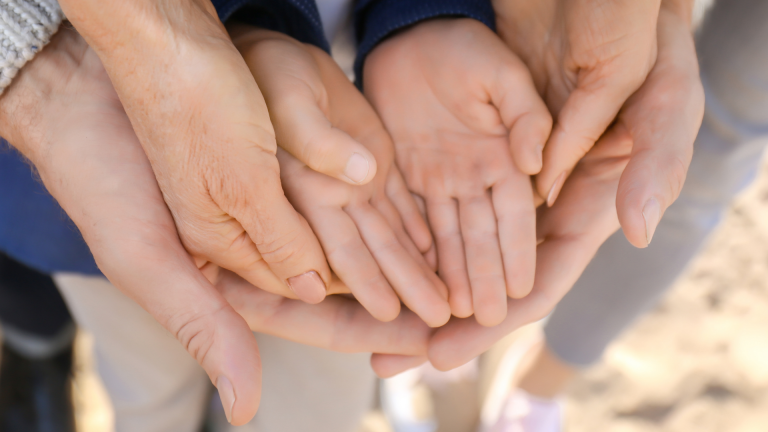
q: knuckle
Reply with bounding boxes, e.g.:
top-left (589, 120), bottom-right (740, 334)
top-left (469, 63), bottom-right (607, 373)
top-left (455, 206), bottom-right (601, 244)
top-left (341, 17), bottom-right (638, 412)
top-left (664, 153), bottom-right (690, 202)
top-left (205, 155), bottom-right (282, 215)
top-left (300, 132), bottom-right (335, 172)
top-left (171, 307), bottom-right (223, 365)
top-left (253, 225), bottom-right (307, 266)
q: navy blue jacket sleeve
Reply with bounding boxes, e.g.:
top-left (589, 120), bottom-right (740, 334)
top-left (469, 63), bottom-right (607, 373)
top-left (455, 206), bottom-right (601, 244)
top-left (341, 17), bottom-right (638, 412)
top-left (211, 0), bottom-right (330, 52)
top-left (354, 0), bottom-right (496, 85)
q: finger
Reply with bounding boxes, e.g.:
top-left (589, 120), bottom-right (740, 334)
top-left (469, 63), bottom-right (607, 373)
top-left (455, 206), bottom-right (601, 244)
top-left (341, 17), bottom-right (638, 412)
top-left (536, 76), bottom-right (647, 205)
top-left (225, 166), bottom-right (332, 304)
top-left (372, 195), bottom-right (442, 292)
top-left (427, 199), bottom-right (473, 318)
top-left (370, 354), bottom-right (429, 378)
top-left (428, 234), bottom-right (606, 371)
top-left (248, 39), bottom-right (378, 186)
top-left (198, 260), bottom-right (220, 285)
top-left (411, 193), bottom-right (428, 219)
top-left (429, 138), bottom-right (625, 371)
top-left (197, 219), bottom-right (291, 298)
top-left (411, 193), bottom-right (438, 271)
top-left (348, 204), bottom-right (451, 327)
top-left (424, 247), bottom-right (438, 273)
top-left (492, 64), bottom-right (553, 175)
top-left (492, 173), bottom-right (537, 299)
top-left (218, 271), bottom-right (431, 355)
top-left (272, 95), bottom-right (378, 185)
top-left (385, 171), bottom-right (433, 254)
top-left (458, 193), bottom-right (508, 327)
top-left (616, 19), bottom-right (704, 248)
top-left (310, 207), bottom-right (402, 322)
top-left (95, 240), bottom-right (263, 426)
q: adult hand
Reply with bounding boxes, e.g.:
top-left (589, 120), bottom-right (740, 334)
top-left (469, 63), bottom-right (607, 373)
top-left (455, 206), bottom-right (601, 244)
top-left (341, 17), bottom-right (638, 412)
top-left (57, 0), bottom-right (379, 303)
top-left (232, 27), bottom-right (450, 327)
top-left (493, 0), bottom-right (661, 221)
top-left (0, 29), bottom-right (430, 426)
top-left (364, 18), bottom-right (552, 327)
top-left (374, 0), bottom-right (704, 373)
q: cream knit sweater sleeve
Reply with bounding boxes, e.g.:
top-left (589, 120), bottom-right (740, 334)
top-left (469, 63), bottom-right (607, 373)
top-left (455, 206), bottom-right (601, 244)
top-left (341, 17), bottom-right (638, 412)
top-left (0, 0), bottom-right (63, 94)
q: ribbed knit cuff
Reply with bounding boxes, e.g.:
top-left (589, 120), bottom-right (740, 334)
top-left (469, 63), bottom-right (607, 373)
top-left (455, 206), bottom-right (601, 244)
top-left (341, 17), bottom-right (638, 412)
top-left (353, 0), bottom-right (495, 86)
top-left (0, 0), bottom-right (63, 95)
top-left (212, 0), bottom-right (330, 52)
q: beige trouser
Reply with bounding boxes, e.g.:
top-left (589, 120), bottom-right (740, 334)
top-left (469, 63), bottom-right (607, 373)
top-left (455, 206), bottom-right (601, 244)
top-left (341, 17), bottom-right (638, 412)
top-left (54, 273), bottom-right (376, 432)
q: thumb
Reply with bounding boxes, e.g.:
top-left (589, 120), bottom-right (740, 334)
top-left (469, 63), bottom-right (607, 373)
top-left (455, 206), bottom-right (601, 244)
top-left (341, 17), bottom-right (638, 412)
top-left (249, 38), bottom-right (378, 186)
top-left (93, 233), bottom-right (263, 425)
top-left (614, 117), bottom-right (693, 248)
top-left (536, 71), bottom-right (649, 206)
top-left (616, 16), bottom-right (704, 248)
top-left (491, 58), bottom-right (553, 176)
top-left (218, 156), bottom-right (333, 304)
top-left (271, 93), bottom-right (378, 185)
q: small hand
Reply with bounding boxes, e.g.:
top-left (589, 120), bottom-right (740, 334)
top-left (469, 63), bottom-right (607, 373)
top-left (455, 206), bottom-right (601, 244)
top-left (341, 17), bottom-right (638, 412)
top-left (372, 2), bottom-right (703, 373)
top-left (233, 28), bottom-right (450, 327)
top-left (493, 0), bottom-right (661, 211)
top-left (364, 18), bottom-right (552, 326)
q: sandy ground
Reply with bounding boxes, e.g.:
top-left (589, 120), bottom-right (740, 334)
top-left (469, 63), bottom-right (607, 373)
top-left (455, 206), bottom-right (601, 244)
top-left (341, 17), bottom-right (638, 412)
top-left (562, 156), bottom-right (768, 431)
top-left (71, 156), bottom-right (768, 431)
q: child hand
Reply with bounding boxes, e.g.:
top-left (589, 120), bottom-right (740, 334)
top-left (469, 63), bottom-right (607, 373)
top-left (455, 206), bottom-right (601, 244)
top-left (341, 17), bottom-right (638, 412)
top-left (364, 18), bottom-right (552, 327)
top-left (232, 27), bottom-right (451, 327)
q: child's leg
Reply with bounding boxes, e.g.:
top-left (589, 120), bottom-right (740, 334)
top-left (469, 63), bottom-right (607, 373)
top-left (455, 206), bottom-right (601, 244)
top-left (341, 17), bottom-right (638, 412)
top-left (54, 274), bottom-right (210, 432)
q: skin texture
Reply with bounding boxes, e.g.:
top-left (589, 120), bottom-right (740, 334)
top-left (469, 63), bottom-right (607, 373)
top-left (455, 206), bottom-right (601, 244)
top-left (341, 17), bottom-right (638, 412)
top-left (492, 0), bottom-right (663, 241)
top-left (364, 18), bottom-right (553, 327)
top-left (232, 27), bottom-right (450, 327)
top-left (373, 0), bottom-right (704, 374)
top-left (55, 0), bottom-right (383, 305)
top-left (0, 29), bottom-right (432, 426)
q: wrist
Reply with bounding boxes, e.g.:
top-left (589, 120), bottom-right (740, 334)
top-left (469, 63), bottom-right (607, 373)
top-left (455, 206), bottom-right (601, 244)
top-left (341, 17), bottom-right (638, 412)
top-left (0, 29), bottom-right (89, 165)
top-left (59, 0), bottom-right (229, 65)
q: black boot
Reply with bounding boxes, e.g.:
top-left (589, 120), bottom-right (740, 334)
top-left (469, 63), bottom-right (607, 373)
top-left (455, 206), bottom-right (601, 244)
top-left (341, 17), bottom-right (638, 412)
top-left (0, 341), bottom-right (76, 432)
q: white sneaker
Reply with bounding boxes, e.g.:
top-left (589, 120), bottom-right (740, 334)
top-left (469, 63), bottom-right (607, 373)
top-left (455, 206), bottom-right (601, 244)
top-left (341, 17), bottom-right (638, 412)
top-left (380, 367), bottom-right (438, 432)
top-left (381, 359), bottom-right (479, 432)
top-left (483, 389), bottom-right (563, 432)
top-left (478, 331), bottom-right (563, 432)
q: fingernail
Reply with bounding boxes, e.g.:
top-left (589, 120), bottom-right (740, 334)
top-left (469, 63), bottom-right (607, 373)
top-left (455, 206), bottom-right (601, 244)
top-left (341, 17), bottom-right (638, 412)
top-left (344, 153), bottom-right (370, 184)
top-left (535, 145), bottom-right (544, 170)
top-left (642, 197), bottom-right (661, 246)
top-left (546, 172), bottom-right (566, 207)
top-left (216, 376), bottom-right (235, 424)
top-left (287, 270), bottom-right (326, 304)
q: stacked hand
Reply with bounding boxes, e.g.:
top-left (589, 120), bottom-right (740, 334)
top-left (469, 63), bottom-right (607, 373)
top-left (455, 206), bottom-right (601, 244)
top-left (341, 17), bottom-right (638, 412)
top-left (0, 28), bottom-right (431, 426)
top-left (365, 18), bottom-right (551, 327)
top-left (1, 0), bottom-right (706, 426)
top-left (376, 0), bottom-right (704, 373)
top-left (231, 27), bottom-right (450, 327)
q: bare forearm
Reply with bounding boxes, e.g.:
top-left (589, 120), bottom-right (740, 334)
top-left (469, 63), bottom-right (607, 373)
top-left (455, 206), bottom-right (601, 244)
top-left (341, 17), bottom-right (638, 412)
top-left (55, 0), bottom-right (232, 103)
top-left (57, 0), bottom-right (225, 53)
top-left (54, 0), bottom-right (262, 160)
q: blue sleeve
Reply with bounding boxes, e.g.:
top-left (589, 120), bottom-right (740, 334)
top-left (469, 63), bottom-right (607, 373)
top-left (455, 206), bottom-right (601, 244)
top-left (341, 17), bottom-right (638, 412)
top-left (211, 0), bottom-right (330, 52)
top-left (353, 0), bottom-right (496, 85)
